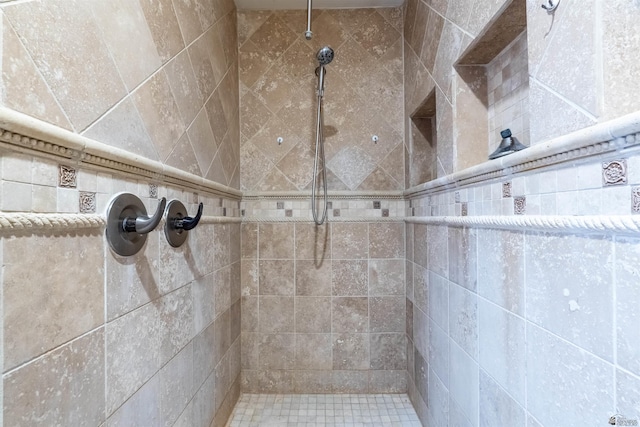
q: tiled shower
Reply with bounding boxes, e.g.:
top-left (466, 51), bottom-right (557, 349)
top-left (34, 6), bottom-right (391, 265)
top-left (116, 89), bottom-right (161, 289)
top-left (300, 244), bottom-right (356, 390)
top-left (0, 0), bottom-right (638, 427)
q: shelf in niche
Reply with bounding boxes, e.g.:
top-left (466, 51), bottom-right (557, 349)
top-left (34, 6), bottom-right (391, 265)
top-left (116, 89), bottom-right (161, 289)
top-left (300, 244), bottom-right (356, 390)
top-left (453, 0), bottom-right (530, 171)
top-left (409, 90), bottom-right (437, 188)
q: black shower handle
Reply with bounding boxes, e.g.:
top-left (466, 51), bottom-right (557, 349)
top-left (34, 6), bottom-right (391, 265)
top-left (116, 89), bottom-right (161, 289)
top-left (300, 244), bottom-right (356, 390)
top-left (174, 202), bottom-right (203, 231)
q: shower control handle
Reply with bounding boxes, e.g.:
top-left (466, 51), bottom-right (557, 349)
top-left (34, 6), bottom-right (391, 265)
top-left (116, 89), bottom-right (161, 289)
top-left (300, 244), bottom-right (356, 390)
top-left (164, 200), bottom-right (203, 247)
top-left (172, 202), bottom-right (203, 231)
top-left (122, 197), bottom-right (167, 234)
top-left (106, 193), bottom-right (167, 257)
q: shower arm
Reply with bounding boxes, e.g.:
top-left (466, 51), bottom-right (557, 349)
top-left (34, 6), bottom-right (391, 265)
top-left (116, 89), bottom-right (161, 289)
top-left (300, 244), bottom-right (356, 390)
top-left (305, 0), bottom-right (313, 39)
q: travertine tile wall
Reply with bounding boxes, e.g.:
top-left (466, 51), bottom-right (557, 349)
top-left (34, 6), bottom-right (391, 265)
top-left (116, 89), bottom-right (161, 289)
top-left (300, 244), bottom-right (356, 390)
top-left (238, 7), bottom-right (405, 192)
top-left (0, 0), bottom-right (242, 425)
top-left (1, 0), bottom-right (240, 189)
top-left (404, 1), bottom-right (640, 425)
top-left (240, 221), bottom-right (407, 394)
top-left (404, 0), bottom-right (640, 182)
top-left (406, 216), bottom-right (640, 427)
top-left (1, 154), bottom-right (242, 426)
top-left (487, 32), bottom-right (530, 153)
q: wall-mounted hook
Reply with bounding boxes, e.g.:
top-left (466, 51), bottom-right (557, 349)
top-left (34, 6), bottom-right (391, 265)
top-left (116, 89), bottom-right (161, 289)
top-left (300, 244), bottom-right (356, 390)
top-left (106, 193), bottom-right (167, 256)
top-left (541, 0), bottom-right (560, 13)
top-left (164, 200), bottom-right (203, 247)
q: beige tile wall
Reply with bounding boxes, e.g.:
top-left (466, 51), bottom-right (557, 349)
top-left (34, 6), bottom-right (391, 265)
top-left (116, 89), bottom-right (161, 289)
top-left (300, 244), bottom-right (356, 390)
top-left (0, 153), bottom-right (242, 426)
top-left (405, 0), bottom-right (640, 187)
top-left (487, 32), bottom-right (530, 152)
top-left (240, 221), bottom-right (407, 394)
top-left (406, 214), bottom-right (640, 427)
top-left (0, 0), bottom-right (240, 189)
top-left (404, 1), bottom-right (640, 425)
top-left (238, 8), bottom-right (405, 192)
top-left (0, 0), bottom-right (242, 422)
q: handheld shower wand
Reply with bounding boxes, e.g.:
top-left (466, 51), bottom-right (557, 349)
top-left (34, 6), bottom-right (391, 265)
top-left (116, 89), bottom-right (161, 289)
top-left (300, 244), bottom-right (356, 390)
top-left (311, 47), bottom-right (334, 225)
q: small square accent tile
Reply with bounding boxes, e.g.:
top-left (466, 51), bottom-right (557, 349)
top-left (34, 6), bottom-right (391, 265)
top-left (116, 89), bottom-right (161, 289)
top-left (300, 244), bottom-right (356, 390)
top-left (382, 209), bottom-right (389, 217)
top-left (461, 202), bottom-right (468, 216)
top-left (373, 201), bottom-right (381, 209)
top-left (603, 159), bottom-right (627, 186)
top-left (455, 191), bottom-right (460, 203)
top-left (149, 183), bottom-right (158, 198)
top-left (277, 201), bottom-right (285, 209)
top-left (411, 207), bottom-right (415, 216)
top-left (241, 209), bottom-right (246, 216)
top-left (222, 207), bottom-right (227, 216)
top-left (79, 192), bottom-right (96, 213)
top-left (285, 209), bottom-right (292, 217)
top-left (632, 186), bottom-right (640, 214)
top-left (59, 165), bottom-right (77, 188)
top-left (333, 209), bottom-right (340, 217)
top-left (327, 201), bottom-right (333, 209)
top-left (514, 196), bottom-right (526, 215)
top-left (502, 182), bottom-right (512, 198)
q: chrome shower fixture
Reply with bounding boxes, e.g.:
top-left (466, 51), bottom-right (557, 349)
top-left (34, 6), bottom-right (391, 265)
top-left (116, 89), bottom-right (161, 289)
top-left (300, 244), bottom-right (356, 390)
top-left (305, 0), bottom-right (313, 39)
top-left (311, 46), bottom-right (335, 225)
top-left (317, 46), bottom-right (334, 66)
top-left (315, 46), bottom-right (334, 98)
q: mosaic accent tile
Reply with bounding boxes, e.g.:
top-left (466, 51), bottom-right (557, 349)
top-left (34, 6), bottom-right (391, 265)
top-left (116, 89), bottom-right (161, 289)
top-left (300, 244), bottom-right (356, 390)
top-left (333, 209), bottom-right (341, 217)
top-left (514, 196), bottom-right (526, 215)
top-left (373, 201), bottom-right (381, 209)
top-left (632, 187), bottom-right (640, 214)
top-left (285, 209), bottom-right (292, 217)
top-left (58, 165), bottom-right (77, 188)
top-left (602, 159), bottom-right (627, 186)
top-left (382, 209), bottom-right (390, 217)
top-left (277, 201), bottom-right (284, 209)
top-left (241, 209), bottom-right (246, 217)
top-left (455, 191), bottom-right (461, 203)
top-left (462, 202), bottom-right (468, 216)
top-left (148, 183), bottom-right (158, 198)
top-left (79, 192), bottom-right (96, 213)
top-left (503, 182), bottom-right (512, 198)
top-left (222, 207), bottom-right (227, 216)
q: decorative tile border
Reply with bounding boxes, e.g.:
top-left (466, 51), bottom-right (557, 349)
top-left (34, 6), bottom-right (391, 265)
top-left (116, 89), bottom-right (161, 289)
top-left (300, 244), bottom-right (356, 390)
top-left (633, 187), bottom-right (640, 214)
top-left (59, 165), bottom-right (77, 188)
top-left (602, 159), bottom-right (627, 186)
top-left (502, 182), bottom-right (512, 198)
top-left (514, 196), bottom-right (526, 215)
top-left (406, 215), bottom-right (640, 235)
top-left (405, 111), bottom-right (640, 198)
top-left (0, 107), bottom-right (241, 200)
top-left (79, 192), bottom-right (96, 214)
top-left (149, 184), bottom-right (158, 198)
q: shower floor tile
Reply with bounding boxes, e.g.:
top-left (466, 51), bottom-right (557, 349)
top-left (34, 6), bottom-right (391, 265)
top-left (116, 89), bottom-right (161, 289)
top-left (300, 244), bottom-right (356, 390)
top-left (226, 393), bottom-right (422, 426)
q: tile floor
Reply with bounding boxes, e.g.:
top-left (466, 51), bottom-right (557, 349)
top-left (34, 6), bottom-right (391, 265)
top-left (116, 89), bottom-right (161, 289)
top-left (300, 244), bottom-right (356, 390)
top-left (226, 393), bottom-right (423, 426)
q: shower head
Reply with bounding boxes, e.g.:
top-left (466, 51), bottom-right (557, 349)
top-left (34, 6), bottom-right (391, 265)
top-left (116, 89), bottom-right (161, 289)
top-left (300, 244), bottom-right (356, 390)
top-left (317, 46), bottom-right (334, 66)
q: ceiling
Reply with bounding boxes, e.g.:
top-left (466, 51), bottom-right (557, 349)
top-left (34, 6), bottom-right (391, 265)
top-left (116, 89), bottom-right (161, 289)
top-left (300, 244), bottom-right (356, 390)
top-left (234, 0), bottom-right (404, 9)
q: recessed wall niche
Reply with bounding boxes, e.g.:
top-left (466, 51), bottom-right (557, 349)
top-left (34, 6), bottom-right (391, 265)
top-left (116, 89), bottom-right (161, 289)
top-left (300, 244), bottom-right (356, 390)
top-left (409, 90), bottom-right (437, 187)
top-left (454, 0), bottom-right (529, 170)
